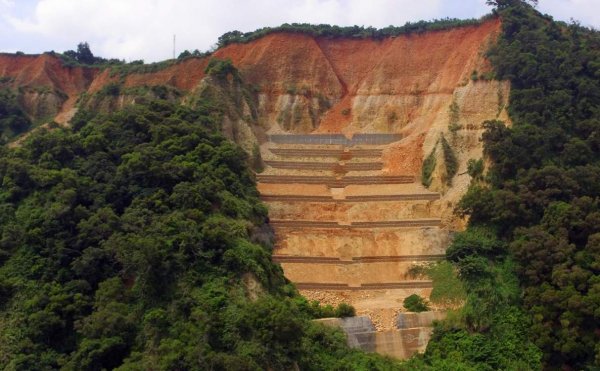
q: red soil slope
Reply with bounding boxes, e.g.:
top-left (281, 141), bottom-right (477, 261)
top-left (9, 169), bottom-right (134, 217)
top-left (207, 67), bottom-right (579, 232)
top-left (0, 18), bottom-right (500, 130)
top-left (0, 54), bottom-right (98, 96)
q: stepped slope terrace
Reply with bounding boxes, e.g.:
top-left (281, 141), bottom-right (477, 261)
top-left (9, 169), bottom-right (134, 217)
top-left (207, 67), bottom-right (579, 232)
top-left (0, 17), bottom-right (510, 359)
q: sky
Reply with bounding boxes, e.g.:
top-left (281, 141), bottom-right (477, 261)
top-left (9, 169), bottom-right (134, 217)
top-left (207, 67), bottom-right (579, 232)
top-left (0, 0), bottom-right (599, 63)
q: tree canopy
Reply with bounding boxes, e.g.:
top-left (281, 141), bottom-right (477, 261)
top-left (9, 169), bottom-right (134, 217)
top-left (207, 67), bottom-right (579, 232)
top-left (0, 97), bottom-right (404, 370)
top-left (424, 2), bottom-right (600, 369)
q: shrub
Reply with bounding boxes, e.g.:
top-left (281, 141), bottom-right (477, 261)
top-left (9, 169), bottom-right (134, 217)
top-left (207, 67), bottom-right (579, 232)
top-left (403, 294), bottom-right (430, 312)
top-left (422, 146), bottom-right (437, 187)
top-left (448, 100), bottom-right (461, 132)
top-left (441, 135), bottom-right (458, 185)
top-left (205, 58), bottom-right (238, 79)
top-left (334, 303), bottom-right (356, 318)
top-left (98, 82), bottom-right (121, 97)
top-left (467, 158), bottom-right (484, 179)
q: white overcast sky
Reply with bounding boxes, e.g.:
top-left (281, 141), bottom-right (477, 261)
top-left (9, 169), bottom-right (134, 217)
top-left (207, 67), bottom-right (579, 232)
top-left (0, 0), bottom-right (599, 62)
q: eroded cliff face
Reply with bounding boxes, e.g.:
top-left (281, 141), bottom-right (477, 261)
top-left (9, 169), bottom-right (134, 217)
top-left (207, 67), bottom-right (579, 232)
top-left (0, 53), bottom-right (99, 124)
top-left (0, 19), bottom-right (505, 156)
top-left (1, 19), bottom-right (508, 359)
top-left (0, 16), bottom-right (509, 271)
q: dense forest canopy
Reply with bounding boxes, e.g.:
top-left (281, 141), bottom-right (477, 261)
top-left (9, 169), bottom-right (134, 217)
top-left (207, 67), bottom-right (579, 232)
top-left (421, 0), bottom-right (600, 369)
top-left (0, 98), bottom-right (404, 370)
top-left (0, 85), bottom-right (31, 144)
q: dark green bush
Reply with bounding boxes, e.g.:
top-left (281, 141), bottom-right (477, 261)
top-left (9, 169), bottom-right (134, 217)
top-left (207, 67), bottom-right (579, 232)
top-left (421, 146), bottom-right (437, 187)
top-left (205, 58), bottom-right (238, 79)
top-left (467, 158), bottom-right (484, 179)
top-left (441, 135), bottom-right (458, 185)
top-left (0, 88), bottom-right (31, 143)
top-left (334, 303), bottom-right (356, 318)
top-left (428, 0), bottom-right (600, 368)
top-left (403, 294), bottom-right (430, 312)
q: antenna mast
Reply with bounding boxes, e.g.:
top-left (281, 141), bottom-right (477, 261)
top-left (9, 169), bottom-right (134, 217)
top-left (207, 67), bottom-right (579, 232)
top-left (173, 34), bottom-right (176, 59)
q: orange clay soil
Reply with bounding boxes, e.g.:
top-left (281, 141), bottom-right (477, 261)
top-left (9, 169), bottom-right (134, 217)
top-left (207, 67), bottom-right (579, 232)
top-left (274, 227), bottom-right (449, 258)
top-left (265, 199), bottom-right (441, 222)
top-left (0, 18), bottom-right (500, 134)
top-left (281, 261), bottom-right (427, 284)
top-left (0, 54), bottom-right (99, 96)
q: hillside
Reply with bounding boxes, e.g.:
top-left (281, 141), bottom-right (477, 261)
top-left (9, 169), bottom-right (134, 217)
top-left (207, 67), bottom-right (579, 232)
top-left (2, 1), bottom-right (600, 368)
top-left (0, 17), bottom-right (507, 213)
top-left (0, 15), bottom-right (509, 367)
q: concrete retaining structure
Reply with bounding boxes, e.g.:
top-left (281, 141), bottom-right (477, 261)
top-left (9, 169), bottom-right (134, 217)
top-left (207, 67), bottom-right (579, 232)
top-left (269, 134), bottom-right (402, 145)
top-left (259, 133), bottom-right (449, 357)
top-left (316, 313), bottom-right (442, 359)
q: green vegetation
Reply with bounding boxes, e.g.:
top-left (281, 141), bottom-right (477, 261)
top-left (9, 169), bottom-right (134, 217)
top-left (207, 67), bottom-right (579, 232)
top-left (467, 158), bottom-right (484, 180)
top-left (217, 16), bottom-right (494, 48)
top-left (421, 135), bottom-right (457, 187)
top-left (107, 60), bottom-right (180, 78)
top-left (0, 88), bottom-right (31, 144)
top-left (481, 2), bottom-right (600, 366)
top-left (422, 0), bottom-right (600, 369)
top-left (403, 294), bottom-right (430, 312)
top-left (470, 69), bottom-right (496, 82)
top-left (0, 96), bottom-right (416, 369)
top-left (177, 49), bottom-right (211, 60)
top-left (58, 41), bottom-right (196, 78)
top-left (427, 261), bottom-right (467, 307)
top-left (422, 227), bottom-right (543, 369)
top-left (205, 58), bottom-right (238, 79)
top-left (97, 82), bottom-right (122, 97)
top-left (251, 143), bottom-right (264, 173)
top-left (448, 99), bottom-right (460, 133)
top-left (60, 42), bottom-right (124, 67)
top-left (440, 135), bottom-right (458, 185)
top-left (421, 146), bottom-right (436, 187)
top-left (408, 261), bottom-right (466, 308)
top-left (80, 84), bottom-right (182, 111)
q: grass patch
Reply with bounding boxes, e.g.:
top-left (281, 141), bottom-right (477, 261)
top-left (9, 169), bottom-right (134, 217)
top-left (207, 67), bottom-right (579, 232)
top-left (408, 261), bottom-right (466, 308)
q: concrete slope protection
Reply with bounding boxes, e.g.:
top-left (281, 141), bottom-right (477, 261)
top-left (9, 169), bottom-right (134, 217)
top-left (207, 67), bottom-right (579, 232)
top-left (0, 18), bottom-right (511, 360)
top-left (258, 136), bottom-right (448, 359)
top-left (258, 136), bottom-right (443, 329)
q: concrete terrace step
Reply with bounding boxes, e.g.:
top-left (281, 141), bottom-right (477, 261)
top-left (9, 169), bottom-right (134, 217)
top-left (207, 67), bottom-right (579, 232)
top-left (345, 194), bottom-right (440, 201)
top-left (262, 195), bottom-right (333, 202)
top-left (264, 160), bottom-right (383, 171)
top-left (272, 255), bottom-right (445, 264)
top-left (269, 133), bottom-right (402, 146)
top-left (256, 175), bottom-right (415, 187)
top-left (269, 148), bottom-right (383, 158)
top-left (295, 281), bottom-right (433, 290)
top-left (260, 193), bottom-right (440, 202)
top-left (269, 219), bottom-right (441, 229)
